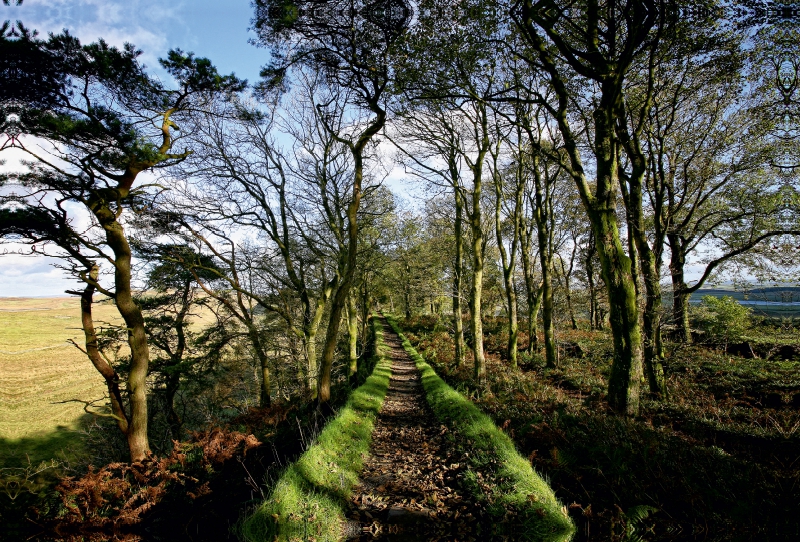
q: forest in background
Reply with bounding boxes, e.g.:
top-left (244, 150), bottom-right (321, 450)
top-left (0, 0), bottom-right (798, 540)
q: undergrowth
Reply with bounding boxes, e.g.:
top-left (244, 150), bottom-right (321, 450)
top-left (5, 319), bottom-right (386, 542)
top-left (399, 314), bottom-right (800, 541)
top-left (240, 317), bottom-right (392, 542)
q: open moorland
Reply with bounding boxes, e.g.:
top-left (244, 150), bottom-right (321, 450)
top-left (0, 297), bottom-right (119, 467)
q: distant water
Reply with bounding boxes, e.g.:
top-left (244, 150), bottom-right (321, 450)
top-left (689, 299), bottom-right (800, 306)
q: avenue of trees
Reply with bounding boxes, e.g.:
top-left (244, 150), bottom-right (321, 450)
top-left (1, 1), bottom-right (798, 461)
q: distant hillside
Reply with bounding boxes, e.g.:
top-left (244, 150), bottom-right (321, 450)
top-left (689, 287), bottom-right (800, 318)
top-left (0, 297), bottom-right (119, 466)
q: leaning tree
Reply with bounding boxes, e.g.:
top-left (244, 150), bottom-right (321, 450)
top-left (252, 0), bottom-right (411, 403)
top-left (0, 27), bottom-right (243, 460)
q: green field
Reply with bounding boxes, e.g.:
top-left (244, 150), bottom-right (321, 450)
top-left (0, 297), bottom-right (119, 467)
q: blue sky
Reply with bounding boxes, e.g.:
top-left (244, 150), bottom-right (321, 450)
top-left (1, 0), bottom-right (266, 296)
top-left (5, 0), bottom-right (265, 84)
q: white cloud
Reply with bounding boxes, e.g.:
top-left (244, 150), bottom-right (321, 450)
top-left (0, 253), bottom-right (80, 297)
top-left (11, 0), bottom-right (187, 70)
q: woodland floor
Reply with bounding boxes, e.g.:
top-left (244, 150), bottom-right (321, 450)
top-left (400, 314), bottom-right (800, 541)
top-left (345, 323), bottom-right (499, 541)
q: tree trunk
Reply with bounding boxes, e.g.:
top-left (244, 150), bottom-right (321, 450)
top-left (359, 280), bottom-right (371, 357)
top-left (630, 225), bottom-right (667, 395)
top-left (245, 326), bottom-right (271, 408)
top-left (642, 270), bottom-right (667, 394)
top-left (469, 205), bottom-right (486, 383)
top-left (623, 178), bottom-right (667, 395)
top-left (669, 235), bottom-right (692, 343)
top-left (92, 201), bottom-right (151, 461)
top-left (404, 267), bottom-right (412, 319)
top-left (538, 242), bottom-right (556, 368)
top-left (590, 207), bottom-right (643, 415)
top-left (520, 219), bottom-right (542, 353)
top-left (347, 291), bottom-right (358, 379)
top-left (560, 250), bottom-right (578, 331)
top-left (466, 102), bottom-right (490, 384)
top-left (76, 279), bottom-right (130, 435)
top-left (319, 102), bottom-right (384, 402)
top-left (533, 155), bottom-right (557, 368)
top-left (590, 101), bottom-right (644, 416)
top-left (494, 152), bottom-right (522, 368)
top-left (586, 233), bottom-right (600, 330)
top-left (453, 188), bottom-right (465, 367)
top-left (506, 275), bottom-right (519, 368)
top-left (553, 73), bottom-right (643, 413)
top-left (514, 0), bottom-right (649, 416)
top-left (164, 373), bottom-right (182, 441)
top-left (304, 328), bottom-right (319, 399)
top-left (319, 250), bottom-right (355, 404)
top-left (616, 94), bottom-right (668, 398)
top-left (528, 288), bottom-right (543, 352)
top-left (301, 282), bottom-right (332, 400)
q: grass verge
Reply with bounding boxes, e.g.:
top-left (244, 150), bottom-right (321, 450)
top-left (385, 315), bottom-right (575, 542)
top-left (241, 317), bottom-right (391, 542)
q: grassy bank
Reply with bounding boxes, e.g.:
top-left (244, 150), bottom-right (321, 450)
top-left (241, 317), bottom-right (392, 542)
top-left (385, 315), bottom-right (575, 542)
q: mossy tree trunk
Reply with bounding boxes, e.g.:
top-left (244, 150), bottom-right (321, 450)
top-left (465, 101), bottom-right (491, 384)
top-left (492, 137), bottom-right (523, 368)
top-left (318, 105), bottom-right (386, 404)
top-left (347, 291), bottom-right (359, 379)
top-left (453, 186), bottom-right (466, 368)
top-left (468, 187), bottom-right (486, 383)
top-left (513, 0), bottom-right (661, 415)
top-left (669, 238), bottom-right (693, 342)
top-left (617, 101), bottom-right (668, 397)
top-left (588, 104), bottom-right (644, 416)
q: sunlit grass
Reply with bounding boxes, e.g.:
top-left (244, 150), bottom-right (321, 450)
top-left (0, 297), bottom-right (118, 465)
top-left (241, 317), bottom-right (391, 542)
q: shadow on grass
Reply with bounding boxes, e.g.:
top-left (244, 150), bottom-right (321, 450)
top-left (520, 408), bottom-right (800, 541)
top-left (0, 416), bottom-right (97, 542)
top-left (0, 417), bottom-right (92, 469)
top-left (399, 315), bottom-right (800, 540)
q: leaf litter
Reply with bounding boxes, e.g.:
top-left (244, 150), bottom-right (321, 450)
top-left (344, 325), bottom-right (511, 541)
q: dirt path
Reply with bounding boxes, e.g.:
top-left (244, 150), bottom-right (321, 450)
top-left (345, 320), bottom-right (488, 541)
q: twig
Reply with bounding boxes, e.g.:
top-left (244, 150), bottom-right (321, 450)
top-left (51, 397), bottom-right (127, 423)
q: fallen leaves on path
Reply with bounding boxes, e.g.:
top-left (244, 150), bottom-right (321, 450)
top-left (345, 326), bottom-right (503, 541)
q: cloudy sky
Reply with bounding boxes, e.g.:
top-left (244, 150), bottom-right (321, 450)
top-left (6, 0), bottom-right (264, 81)
top-left (1, 0), bottom-right (265, 296)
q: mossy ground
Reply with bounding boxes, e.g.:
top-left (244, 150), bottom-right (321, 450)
top-left (385, 315), bottom-right (575, 541)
